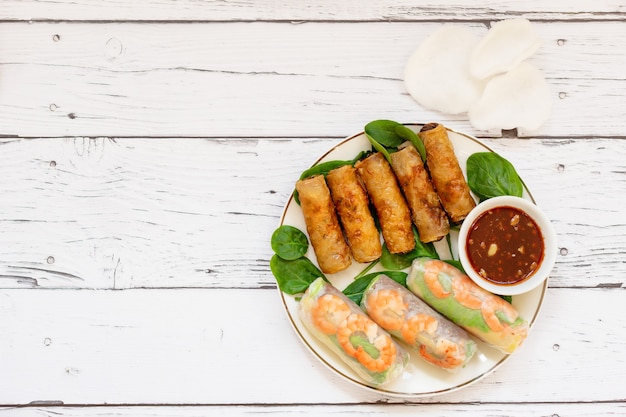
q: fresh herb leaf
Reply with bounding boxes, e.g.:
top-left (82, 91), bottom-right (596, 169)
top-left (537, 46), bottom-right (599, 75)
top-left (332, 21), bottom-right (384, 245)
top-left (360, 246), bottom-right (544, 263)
top-left (343, 271), bottom-right (408, 305)
top-left (271, 225), bottom-right (309, 260)
top-left (270, 255), bottom-right (325, 295)
top-left (395, 124), bottom-right (426, 162)
top-left (466, 152), bottom-right (524, 201)
top-left (380, 227), bottom-right (439, 270)
top-left (380, 244), bottom-right (415, 270)
top-left (299, 160), bottom-right (353, 180)
top-left (365, 120), bottom-right (426, 164)
top-left (365, 132), bottom-right (392, 163)
top-left (364, 120), bottom-right (406, 148)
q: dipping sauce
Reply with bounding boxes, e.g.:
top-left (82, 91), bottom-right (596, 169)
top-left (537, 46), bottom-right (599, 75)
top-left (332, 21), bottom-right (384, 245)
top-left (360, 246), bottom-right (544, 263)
top-left (465, 206), bottom-right (544, 285)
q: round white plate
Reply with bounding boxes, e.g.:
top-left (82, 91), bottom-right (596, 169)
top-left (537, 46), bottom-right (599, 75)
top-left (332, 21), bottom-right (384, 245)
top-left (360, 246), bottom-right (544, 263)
top-left (277, 124), bottom-right (547, 397)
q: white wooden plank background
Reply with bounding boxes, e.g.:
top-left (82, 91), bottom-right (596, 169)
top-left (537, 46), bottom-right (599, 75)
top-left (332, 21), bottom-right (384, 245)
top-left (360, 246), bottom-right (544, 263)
top-left (1, 0), bottom-right (626, 415)
top-left (0, 21), bottom-right (625, 137)
top-left (1, 404), bottom-right (625, 417)
top-left (2, 0), bottom-right (625, 21)
top-left (0, 288), bottom-right (624, 405)
top-left (0, 137), bottom-right (623, 290)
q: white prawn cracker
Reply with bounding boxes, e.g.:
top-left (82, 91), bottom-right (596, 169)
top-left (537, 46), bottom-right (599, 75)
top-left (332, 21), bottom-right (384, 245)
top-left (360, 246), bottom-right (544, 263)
top-left (468, 62), bottom-right (552, 133)
top-left (469, 18), bottom-right (543, 80)
top-left (404, 25), bottom-right (485, 114)
top-left (361, 275), bottom-right (476, 373)
top-left (403, 18), bottom-right (552, 132)
top-left (298, 278), bottom-right (409, 388)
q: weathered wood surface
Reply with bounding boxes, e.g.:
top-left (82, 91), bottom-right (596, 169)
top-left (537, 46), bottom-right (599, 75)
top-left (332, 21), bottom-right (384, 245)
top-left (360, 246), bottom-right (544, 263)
top-left (0, 137), bottom-right (623, 290)
top-left (1, 0), bottom-right (625, 415)
top-left (0, 288), bottom-right (624, 405)
top-left (0, 21), bottom-right (625, 138)
top-left (2, 0), bottom-right (625, 21)
top-left (1, 404), bottom-right (625, 417)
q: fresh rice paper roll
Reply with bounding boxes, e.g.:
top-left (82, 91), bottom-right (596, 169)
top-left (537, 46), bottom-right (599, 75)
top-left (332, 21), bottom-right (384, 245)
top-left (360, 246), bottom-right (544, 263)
top-left (299, 277), bottom-right (409, 388)
top-left (362, 275), bottom-right (476, 372)
top-left (326, 165), bottom-right (382, 263)
top-left (295, 175), bottom-right (352, 274)
top-left (407, 258), bottom-right (529, 354)
top-left (390, 144), bottom-right (450, 243)
top-left (418, 123), bottom-right (476, 223)
top-left (355, 152), bottom-right (415, 254)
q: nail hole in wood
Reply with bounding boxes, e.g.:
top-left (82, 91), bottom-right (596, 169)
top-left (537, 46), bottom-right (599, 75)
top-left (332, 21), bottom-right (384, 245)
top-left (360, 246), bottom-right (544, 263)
top-left (560, 248), bottom-right (568, 256)
top-left (556, 39), bottom-right (566, 46)
top-left (50, 160), bottom-right (57, 168)
top-left (49, 104), bottom-right (57, 111)
top-left (67, 113), bottom-right (76, 119)
top-left (44, 338), bottom-right (52, 346)
top-left (558, 92), bottom-right (567, 99)
top-left (557, 163), bottom-right (565, 172)
top-left (553, 344), bottom-right (560, 351)
top-left (52, 34), bottom-right (61, 42)
top-left (47, 256), bottom-right (55, 264)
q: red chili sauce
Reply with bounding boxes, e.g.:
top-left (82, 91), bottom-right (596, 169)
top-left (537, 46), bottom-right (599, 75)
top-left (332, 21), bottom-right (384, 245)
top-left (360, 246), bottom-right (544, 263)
top-left (466, 206), bottom-right (544, 285)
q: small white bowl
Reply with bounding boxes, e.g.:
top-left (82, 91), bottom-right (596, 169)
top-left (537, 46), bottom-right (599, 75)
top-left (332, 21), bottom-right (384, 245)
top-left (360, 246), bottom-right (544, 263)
top-left (458, 196), bottom-right (557, 296)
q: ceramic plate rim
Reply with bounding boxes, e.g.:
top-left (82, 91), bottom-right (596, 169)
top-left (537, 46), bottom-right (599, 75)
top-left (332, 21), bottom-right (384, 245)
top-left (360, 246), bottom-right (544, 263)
top-left (276, 124), bottom-right (548, 398)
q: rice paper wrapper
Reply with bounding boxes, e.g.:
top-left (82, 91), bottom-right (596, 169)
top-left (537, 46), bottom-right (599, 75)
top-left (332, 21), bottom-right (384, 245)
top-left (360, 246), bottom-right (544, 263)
top-left (407, 258), bottom-right (529, 354)
top-left (362, 275), bottom-right (476, 373)
top-left (299, 277), bottom-right (409, 388)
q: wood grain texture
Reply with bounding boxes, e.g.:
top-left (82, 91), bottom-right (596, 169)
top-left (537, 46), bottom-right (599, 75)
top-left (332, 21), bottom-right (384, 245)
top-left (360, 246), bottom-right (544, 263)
top-left (1, 1), bottom-right (625, 413)
top-left (1, 404), bottom-right (625, 417)
top-left (0, 137), bottom-right (623, 290)
top-left (1, 0), bottom-right (624, 22)
top-left (0, 22), bottom-right (625, 137)
top-left (0, 287), bottom-right (624, 405)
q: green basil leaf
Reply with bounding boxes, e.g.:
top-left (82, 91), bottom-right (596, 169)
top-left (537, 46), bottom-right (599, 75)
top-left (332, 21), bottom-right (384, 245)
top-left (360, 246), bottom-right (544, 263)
top-left (466, 152), bottom-right (524, 201)
top-left (299, 159), bottom-right (353, 180)
top-left (342, 271), bottom-right (408, 305)
top-left (500, 295), bottom-right (513, 304)
top-left (380, 244), bottom-right (415, 270)
top-left (271, 225), bottom-right (309, 260)
top-left (270, 255), bottom-right (325, 295)
top-left (395, 124), bottom-right (426, 162)
top-left (365, 132), bottom-right (392, 163)
top-left (364, 120), bottom-right (406, 148)
top-left (380, 227), bottom-right (439, 270)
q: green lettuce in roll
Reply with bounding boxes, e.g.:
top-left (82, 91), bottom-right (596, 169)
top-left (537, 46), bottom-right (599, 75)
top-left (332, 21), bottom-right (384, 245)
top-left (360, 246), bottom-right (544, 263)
top-left (299, 278), bottom-right (409, 387)
top-left (407, 258), bottom-right (528, 354)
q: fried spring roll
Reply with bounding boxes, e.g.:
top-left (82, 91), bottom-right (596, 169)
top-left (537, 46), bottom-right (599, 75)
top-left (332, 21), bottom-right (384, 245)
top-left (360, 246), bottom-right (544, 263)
top-left (390, 144), bottom-right (450, 243)
top-left (419, 123), bottom-right (476, 222)
top-left (326, 165), bottom-right (382, 263)
top-left (295, 175), bottom-right (351, 274)
top-left (407, 258), bottom-right (529, 354)
top-left (299, 277), bottom-right (409, 388)
top-left (362, 275), bottom-right (476, 372)
top-left (355, 153), bottom-right (415, 254)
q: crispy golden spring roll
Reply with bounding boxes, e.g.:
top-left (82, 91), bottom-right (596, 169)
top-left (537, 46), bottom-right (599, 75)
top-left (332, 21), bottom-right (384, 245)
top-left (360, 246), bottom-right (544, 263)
top-left (390, 144), bottom-right (450, 243)
top-left (326, 165), bottom-right (382, 263)
top-left (295, 175), bottom-right (351, 274)
top-left (355, 153), bottom-right (415, 254)
top-left (419, 123), bottom-right (476, 223)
